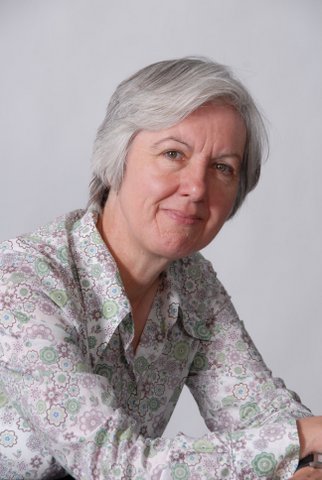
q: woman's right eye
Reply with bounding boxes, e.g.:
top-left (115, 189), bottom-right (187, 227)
top-left (164, 150), bottom-right (182, 160)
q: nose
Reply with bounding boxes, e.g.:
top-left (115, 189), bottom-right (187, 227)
top-left (179, 163), bottom-right (207, 201)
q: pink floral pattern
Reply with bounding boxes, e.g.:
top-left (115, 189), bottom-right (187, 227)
top-left (0, 210), bottom-right (311, 479)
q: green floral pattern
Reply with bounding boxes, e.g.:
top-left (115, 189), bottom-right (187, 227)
top-left (0, 209), bottom-right (311, 479)
top-left (252, 453), bottom-right (277, 477)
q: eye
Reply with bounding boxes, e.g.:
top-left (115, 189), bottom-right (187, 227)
top-left (164, 150), bottom-right (183, 161)
top-left (213, 162), bottom-right (234, 176)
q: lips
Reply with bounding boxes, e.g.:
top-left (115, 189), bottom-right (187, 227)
top-left (161, 208), bottom-right (203, 225)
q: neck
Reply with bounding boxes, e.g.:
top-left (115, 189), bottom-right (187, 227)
top-left (96, 202), bottom-right (169, 304)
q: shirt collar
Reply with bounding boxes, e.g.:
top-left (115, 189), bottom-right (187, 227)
top-left (70, 209), bottom-right (131, 349)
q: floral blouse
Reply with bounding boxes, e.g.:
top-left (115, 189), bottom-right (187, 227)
top-left (0, 209), bottom-right (310, 479)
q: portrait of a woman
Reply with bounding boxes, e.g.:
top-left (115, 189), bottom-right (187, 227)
top-left (0, 57), bottom-right (321, 480)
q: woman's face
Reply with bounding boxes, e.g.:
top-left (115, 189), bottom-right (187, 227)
top-left (106, 104), bottom-right (246, 262)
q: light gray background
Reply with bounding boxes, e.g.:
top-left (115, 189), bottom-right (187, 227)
top-left (0, 0), bottom-right (321, 438)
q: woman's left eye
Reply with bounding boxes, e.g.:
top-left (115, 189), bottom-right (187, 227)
top-left (164, 150), bottom-right (182, 160)
top-left (213, 162), bottom-right (234, 176)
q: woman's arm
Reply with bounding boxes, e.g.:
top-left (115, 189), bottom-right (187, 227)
top-left (291, 467), bottom-right (322, 479)
top-left (287, 418), bottom-right (322, 479)
top-left (185, 287), bottom-right (312, 478)
top-left (297, 416), bottom-right (322, 458)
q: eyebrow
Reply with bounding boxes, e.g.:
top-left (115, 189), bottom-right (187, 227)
top-left (151, 136), bottom-right (192, 150)
top-left (214, 153), bottom-right (243, 164)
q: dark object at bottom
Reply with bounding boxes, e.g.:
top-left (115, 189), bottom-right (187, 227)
top-left (296, 452), bottom-right (322, 471)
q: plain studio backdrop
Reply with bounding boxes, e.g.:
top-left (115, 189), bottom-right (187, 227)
top-left (0, 0), bottom-right (321, 437)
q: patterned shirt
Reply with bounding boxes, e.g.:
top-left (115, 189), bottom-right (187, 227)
top-left (0, 209), bottom-right (310, 479)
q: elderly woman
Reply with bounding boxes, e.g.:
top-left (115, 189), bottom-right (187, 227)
top-left (0, 57), bottom-right (321, 479)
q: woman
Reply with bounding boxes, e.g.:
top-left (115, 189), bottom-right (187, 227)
top-left (0, 57), bottom-right (321, 479)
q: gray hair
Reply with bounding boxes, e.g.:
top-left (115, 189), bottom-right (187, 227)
top-left (89, 57), bottom-right (268, 217)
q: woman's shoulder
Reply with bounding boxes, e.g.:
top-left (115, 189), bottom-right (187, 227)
top-left (0, 209), bottom-right (88, 288)
top-left (0, 210), bottom-right (92, 330)
top-left (1, 209), bottom-right (84, 254)
top-left (0, 209), bottom-right (88, 259)
top-left (173, 251), bottom-right (221, 292)
top-left (169, 253), bottom-right (236, 341)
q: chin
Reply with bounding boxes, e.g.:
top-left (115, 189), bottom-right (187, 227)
top-left (149, 230), bottom-right (214, 261)
top-left (154, 240), bottom-right (201, 262)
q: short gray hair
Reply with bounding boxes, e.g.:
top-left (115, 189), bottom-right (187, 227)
top-left (89, 57), bottom-right (268, 217)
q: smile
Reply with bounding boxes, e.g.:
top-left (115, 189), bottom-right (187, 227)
top-left (162, 209), bottom-right (202, 225)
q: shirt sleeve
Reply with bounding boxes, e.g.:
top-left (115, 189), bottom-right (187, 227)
top-left (185, 282), bottom-right (312, 479)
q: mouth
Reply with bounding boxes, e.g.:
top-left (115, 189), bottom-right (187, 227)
top-left (161, 209), bottom-right (203, 225)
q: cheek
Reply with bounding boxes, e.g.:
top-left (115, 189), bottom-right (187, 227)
top-left (216, 190), bottom-right (234, 207)
top-left (208, 188), bottom-right (237, 220)
top-left (121, 174), bottom-right (174, 223)
top-left (143, 172), bottom-right (177, 204)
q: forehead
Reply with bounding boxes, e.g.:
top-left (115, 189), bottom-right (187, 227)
top-left (134, 103), bottom-right (247, 153)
